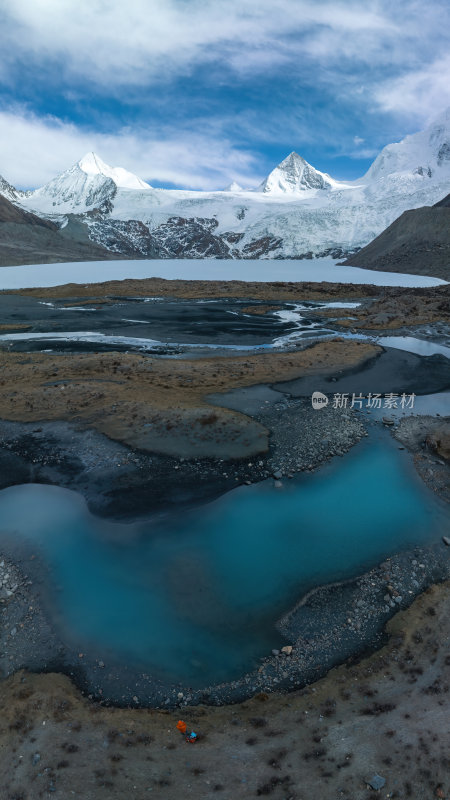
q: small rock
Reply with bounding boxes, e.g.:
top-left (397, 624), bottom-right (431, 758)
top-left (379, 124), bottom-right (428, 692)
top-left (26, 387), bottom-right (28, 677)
top-left (442, 536), bottom-right (450, 546)
top-left (32, 753), bottom-right (41, 765)
top-left (10, 627), bottom-right (17, 637)
top-left (273, 470), bottom-right (282, 480)
top-left (98, 661), bottom-right (105, 668)
top-left (367, 774), bottom-right (386, 790)
top-left (274, 480), bottom-right (283, 489)
top-left (394, 596), bottom-right (402, 604)
top-left (382, 417), bottom-right (395, 426)
top-left (281, 645), bottom-right (293, 655)
top-left (271, 649), bottom-right (280, 656)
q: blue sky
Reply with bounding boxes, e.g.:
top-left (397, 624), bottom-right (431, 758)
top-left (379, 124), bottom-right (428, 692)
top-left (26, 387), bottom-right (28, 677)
top-left (1, 0), bottom-right (450, 190)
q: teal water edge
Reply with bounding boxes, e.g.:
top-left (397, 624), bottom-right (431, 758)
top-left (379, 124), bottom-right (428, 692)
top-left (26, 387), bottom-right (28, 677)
top-left (0, 438), bottom-right (446, 686)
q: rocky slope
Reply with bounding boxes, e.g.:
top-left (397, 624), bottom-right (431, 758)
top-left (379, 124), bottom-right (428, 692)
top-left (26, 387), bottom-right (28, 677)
top-left (0, 195), bottom-right (116, 266)
top-left (342, 193), bottom-right (450, 279)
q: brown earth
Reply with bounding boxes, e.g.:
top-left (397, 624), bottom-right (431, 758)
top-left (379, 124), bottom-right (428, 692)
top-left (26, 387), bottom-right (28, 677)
top-left (0, 340), bottom-right (379, 459)
top-left (0, 323), bottom-right (32, 332)
top-left (1, 581), bottom-right (448, 800)
top-left (314, 286), bottom-right (449, 330)
top-left (1, 277), bottom-right (384, 301)
top-left (240, 304), bottom-right (283, 315)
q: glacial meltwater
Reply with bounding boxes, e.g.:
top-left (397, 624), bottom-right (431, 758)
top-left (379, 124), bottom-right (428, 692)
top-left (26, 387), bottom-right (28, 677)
top-left (0, 437), bottom-right (446, 686)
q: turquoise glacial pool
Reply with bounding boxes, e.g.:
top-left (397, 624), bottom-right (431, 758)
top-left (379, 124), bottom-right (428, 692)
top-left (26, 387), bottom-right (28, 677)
top-left (0, 438), bottom-right (446, 686)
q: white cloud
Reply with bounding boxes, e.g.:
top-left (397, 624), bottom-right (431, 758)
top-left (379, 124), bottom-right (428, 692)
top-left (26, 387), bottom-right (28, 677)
top-left (0, 0), bottom-right (420, 87)
top-left (375, 54), bottom-right (450, 124)
top-left (353, 136), bottom-right (365, 146)
top-left (0, 108), bottom-right (261, 190)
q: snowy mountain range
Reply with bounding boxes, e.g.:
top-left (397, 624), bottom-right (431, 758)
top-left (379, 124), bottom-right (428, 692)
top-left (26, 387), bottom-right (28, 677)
top-left (2, 109), bottom-right (450, 261)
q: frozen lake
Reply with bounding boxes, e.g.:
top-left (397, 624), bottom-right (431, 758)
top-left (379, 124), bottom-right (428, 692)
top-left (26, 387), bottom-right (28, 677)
top-left (0, 257), bottom-right (446, 289)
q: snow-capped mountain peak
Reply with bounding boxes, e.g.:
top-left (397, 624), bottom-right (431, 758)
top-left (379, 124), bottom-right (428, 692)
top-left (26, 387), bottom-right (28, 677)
top-left (258, 151), bottom-right (335, 193)
top-left (364, 106), bottom-right (450, 183)
top-left (224, 180), bottom-right (244, 192)
top-left (12, 109), bottom-right (450, 261)
top-left (22, 152), bottom-right (151, 214)
top-left (0, 174), bottom-right (20, 201)
top-left (78, 152), bottom-right (151, 191)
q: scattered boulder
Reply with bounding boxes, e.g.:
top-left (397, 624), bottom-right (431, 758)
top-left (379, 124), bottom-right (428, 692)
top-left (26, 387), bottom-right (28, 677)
top-left (426, 424), bottom-right (450, 461)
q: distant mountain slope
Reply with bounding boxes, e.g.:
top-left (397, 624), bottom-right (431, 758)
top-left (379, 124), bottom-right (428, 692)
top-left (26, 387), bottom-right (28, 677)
top-left (342, 193), bottom-right (450, 279)
top-left (1, 108), bottom-right (450, 264)
top-left (434, 193), bottom-right (450, 208)
top-left (0, 195), bottom-right (56, 227)
top-left (0, 194), bottom-right (117, 266)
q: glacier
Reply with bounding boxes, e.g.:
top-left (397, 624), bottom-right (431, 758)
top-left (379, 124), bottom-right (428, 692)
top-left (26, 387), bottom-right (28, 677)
top-left (1, 108), bottom-right (450, 261)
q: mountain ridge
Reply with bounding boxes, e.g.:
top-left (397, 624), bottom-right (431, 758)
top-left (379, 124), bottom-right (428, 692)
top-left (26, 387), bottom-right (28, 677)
top-left (1, 109), bottom-right (449, 263)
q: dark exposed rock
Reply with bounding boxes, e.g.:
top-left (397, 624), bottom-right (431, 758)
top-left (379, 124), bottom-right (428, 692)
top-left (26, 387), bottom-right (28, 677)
top-left (151, 216), bottom-right (231, 258)
top-left (242, 235), bottom-right (283, 257)
top-left (0, 195), bottom-right (56, 228)
top-left (343, 194), bottom-right (450, 279)
top-left (86, 216), bottom-right (167, 257)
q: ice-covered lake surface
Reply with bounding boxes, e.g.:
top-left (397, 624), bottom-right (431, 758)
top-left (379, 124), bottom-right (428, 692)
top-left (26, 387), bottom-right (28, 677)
top-left (0, 257), bottom-right (446, 289)
top-left (0, 436), bottom-right (447, 686)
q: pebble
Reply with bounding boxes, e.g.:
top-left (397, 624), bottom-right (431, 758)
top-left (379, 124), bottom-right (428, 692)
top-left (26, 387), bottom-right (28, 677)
top-left (367, 774), bottom-right (386, 791)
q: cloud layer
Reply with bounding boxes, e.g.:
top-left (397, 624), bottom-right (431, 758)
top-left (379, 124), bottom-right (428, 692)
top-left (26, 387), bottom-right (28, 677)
top-left (0, 0), bottom-right (449, 188)
top-left (0, 109), bottom-right (260, 189)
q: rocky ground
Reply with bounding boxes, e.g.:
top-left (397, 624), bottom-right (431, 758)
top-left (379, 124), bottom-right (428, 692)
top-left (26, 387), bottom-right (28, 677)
top-left (393, 416), bottom-right (450, 503)
top-left (0, 276), bottom-right (448, 797)
top-left (0, 340), bottom-right (379, 461)
top-left (0, 579), bottom-right (448, 800)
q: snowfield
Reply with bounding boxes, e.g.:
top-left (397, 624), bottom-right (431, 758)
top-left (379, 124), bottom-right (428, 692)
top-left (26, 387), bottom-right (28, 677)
top-left (1, 109), bottom-right (450, 262)
top-left (0, 258), bottom-right (445, 290)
